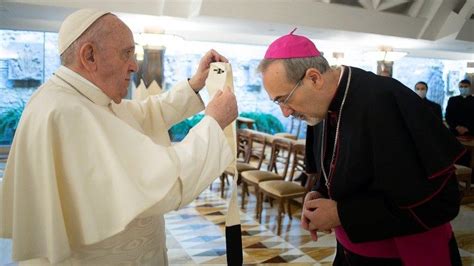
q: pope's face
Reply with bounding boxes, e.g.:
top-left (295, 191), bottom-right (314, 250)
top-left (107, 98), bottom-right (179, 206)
top-left (262, 61), bottom-right (326, 125)
top-left (95, 16), bottom-right (138, 103)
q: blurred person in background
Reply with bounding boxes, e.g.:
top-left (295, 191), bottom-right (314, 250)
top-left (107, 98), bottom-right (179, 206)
top-left (446, 79), bottom-right (474, 137)
top-left (414, 81), bottom-right (442, 121)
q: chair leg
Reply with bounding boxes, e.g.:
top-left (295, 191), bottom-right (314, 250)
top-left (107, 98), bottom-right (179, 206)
top-left (220, 174), bottom-right (226, 198)
top-left (287, 199), bottom-right (292, 220)
top-left (254, 185), bottom-right (260, 219)
top-left (241, 182), bottom-right (247, 209)
top-left (277, 200), bottom-right (284, 235)
top-left (258, 192), bottom-right (263, 223)
top-left (466, 179), bottom-right (472, 195)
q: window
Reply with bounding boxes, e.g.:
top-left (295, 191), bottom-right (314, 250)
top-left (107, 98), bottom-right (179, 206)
top-left (0, 30), bottom-right (59, 145)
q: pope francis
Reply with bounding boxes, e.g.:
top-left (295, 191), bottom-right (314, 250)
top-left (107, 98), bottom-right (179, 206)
top-left (0, 9), bottom-right (238, 265)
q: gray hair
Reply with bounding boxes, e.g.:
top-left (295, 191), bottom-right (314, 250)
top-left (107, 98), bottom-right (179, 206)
top-left (257, 56), bottom-right (331, 83)
top-left (60, 14), bottom-right (113, 66)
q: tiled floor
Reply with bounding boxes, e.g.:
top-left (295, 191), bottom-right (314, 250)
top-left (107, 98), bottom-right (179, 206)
top-left (166, 181), bottom-right (474, 265)
top-left (165, 184), bottom-right (336, 265)
top-left (1, 174), bottom-right (474, 265)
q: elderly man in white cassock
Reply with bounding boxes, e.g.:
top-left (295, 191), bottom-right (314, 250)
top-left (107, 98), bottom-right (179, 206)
top-left (0, 9), bottom-right (238, 265)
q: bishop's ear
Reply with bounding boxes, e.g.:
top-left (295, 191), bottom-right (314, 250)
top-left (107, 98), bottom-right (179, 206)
top-left (306, 68), bottom-right (324, 88)
top-left (79, 42), bottom-right (98, 71)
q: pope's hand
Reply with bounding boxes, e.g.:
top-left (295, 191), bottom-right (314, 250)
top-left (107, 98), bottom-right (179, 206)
top-left (303, 198), bottom-right (340, 238)
top-left (301, 191), bottom-right (322, 240)
top-left (189, 49), bottom-right (228, 92)
top-left (205, 86), bottom-right (238, 129)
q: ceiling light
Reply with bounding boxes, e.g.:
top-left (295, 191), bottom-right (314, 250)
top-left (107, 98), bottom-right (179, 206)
top-left (467, 62), bottom-right (474, 73)
top-left (327, 52), bottom-right (344, 66)
top-left (134, 32), bottom-right (185, 50)
top-left (365, 47), bottom-right (407, 62)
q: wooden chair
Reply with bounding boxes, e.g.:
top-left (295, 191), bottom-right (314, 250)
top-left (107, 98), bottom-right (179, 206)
top-left (274, 132), bottom-right (297, 140)
top-left (236, 116), bottom-right (255, 130)
top-left (257, 143), bottom-right (319, 235)
top-left (214, 129), bottom-right (249, 197)
top-left (236, 128), bottom-right (252, 161)
top-left (240, 138), bottom-right (293, 216)
top-left (218, 131), bottom-right (267, 198)
top-left (455, 164), bottom-right (474, 204)
top-left (245, 132), bottom-right (267, 169)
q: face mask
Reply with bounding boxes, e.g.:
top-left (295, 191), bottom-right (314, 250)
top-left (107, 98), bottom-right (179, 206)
top-left (416, 90), bottom-right (427, 99)
top-left (459, 88), bottom-right (471, 96)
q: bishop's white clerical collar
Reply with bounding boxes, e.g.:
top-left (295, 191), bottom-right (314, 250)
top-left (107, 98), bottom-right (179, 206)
top-left (54, 66), bottom-right (112, 106)
top-left (336, 65), bottom-right (345, 87)
top-left (327, 66), bottom-right (346, 113)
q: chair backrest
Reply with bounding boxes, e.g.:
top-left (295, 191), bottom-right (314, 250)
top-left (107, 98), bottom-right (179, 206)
top-left (288, 143), bottom-right (305, 181)
top-left (274, 132), bottom-right (297, 140)
top-left (287, 143), bottom-right (320, 191)
top-left (267, 137), bottom-right (293, 178)
top-left (236, 128), bottom-right (252, 160)
top-left (245, 132), bottom-right (267, 168)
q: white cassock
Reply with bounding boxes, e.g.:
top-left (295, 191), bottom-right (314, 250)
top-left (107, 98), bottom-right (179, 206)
top-left (0, 66), bottom-right (233, 265)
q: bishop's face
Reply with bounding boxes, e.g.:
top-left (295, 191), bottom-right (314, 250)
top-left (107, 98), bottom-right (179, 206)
top-left (95, 16), bottom-right (139, 103)
top-left (261, 61), bottom-right (327, 125)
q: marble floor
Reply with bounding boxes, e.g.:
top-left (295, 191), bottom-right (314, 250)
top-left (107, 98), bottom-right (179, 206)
top-left (165, 184), bottom-right (335, 265)
top-left (1, 173), bottom-right (474, 265)
top-left (170, 180), bottom-right (474, 265)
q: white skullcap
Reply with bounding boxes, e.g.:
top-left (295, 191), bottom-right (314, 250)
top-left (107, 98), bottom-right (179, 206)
top-left (58, 9), bottom-right (110, 55)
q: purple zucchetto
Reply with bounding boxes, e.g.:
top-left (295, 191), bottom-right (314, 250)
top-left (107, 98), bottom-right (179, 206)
top-left (264, 28), bottom-right (321, 59)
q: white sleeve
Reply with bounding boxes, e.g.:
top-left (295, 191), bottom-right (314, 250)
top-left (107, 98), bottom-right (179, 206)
top-left (121, 80), bottom-right (205, 130)
top-left (173, 116), bottom-right (233, 207)
top-left (140, 115), bottom-right (233, 216)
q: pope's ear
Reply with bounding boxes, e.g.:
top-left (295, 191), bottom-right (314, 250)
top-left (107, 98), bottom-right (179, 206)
top-left (79, 42), bottom-right (97, 71)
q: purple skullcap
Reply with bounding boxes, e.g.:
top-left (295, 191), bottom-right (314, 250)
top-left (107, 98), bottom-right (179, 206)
top-left (264, 28), bottom-right (321, 59)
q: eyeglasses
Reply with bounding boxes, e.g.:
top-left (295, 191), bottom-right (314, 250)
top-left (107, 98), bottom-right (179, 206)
top-left (273, 73), bottom-right (305, 106)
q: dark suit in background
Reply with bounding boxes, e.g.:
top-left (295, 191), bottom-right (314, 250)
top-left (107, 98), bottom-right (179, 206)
top-left (445, 95), bottom-right (474, 136)
top-left (422, 98), bottom-right (442, 121)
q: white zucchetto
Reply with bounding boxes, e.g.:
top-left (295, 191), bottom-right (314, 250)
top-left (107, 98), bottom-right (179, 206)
top-left (58, 9), bottom-right (110, 55)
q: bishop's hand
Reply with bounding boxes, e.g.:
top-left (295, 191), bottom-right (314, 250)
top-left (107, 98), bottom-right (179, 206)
top-left (301, 191), bottom-right (322, 241)
top-left (456, 126), bottom-right (469, 135)
top-left (189, 49), bottom-right (228, 92)
top-left (303, 198), bottom-right (340, 241)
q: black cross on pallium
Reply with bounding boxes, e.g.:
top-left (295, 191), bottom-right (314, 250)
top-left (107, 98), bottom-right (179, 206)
top-left (214, 68), bottom-right (225, 74)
